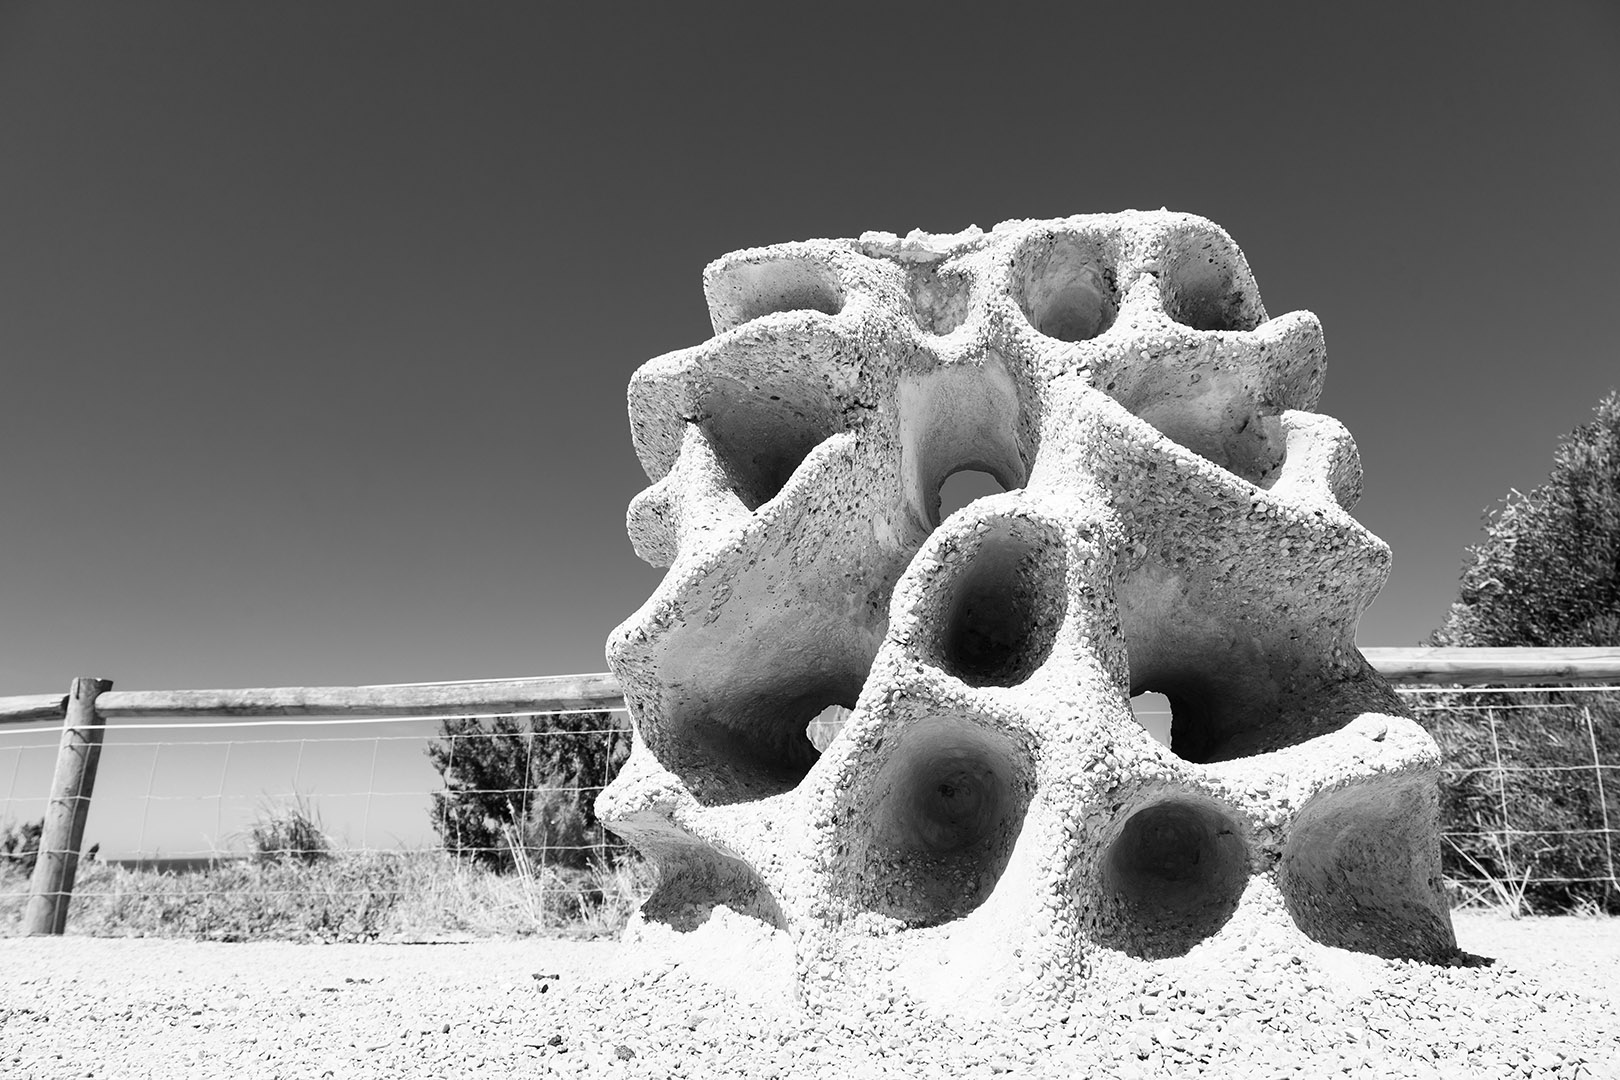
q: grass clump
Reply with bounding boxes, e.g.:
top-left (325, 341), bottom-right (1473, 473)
top-left (0, 848), bottom-right (654, 942)
top-left (243, 795), bottom-right (331, 866)
top-left (0, 801), bottom-right (652, 941)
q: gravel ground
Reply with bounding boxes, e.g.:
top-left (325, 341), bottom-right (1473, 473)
top-left (2, 911), bottom-right (1617, 1079)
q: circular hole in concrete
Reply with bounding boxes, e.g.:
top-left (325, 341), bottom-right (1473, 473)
top-left (652, 655), bottom-right (866, 805)
top-left (1130, 392), bottom-right (1285, 487)
top-left (875, 718), bottom-right (1021, 857)
top-left (900, 363), bottom-right (1027, 533)
top-left (698, 377), bottom-right (840, 510)
top-left (857, 714), bottom-right (1034, 925)
top-left (1017, 237), bottom-right (1117, 343)
top-left (1125, 636), bottom-right (1282, 765)
top-left (1129, 681), bottom-right (1221, 762)
top-left (1162, 249), bottom-right (1259, 333)
top-left (892, 745), bottom-right (1011, 854)
top-left (935, 468), bottom-right (1006, 526)
top-left (909, 264), bottom-right (971, 335)
top-left (1279, 778), bottom-right (1456, 961)
top-left (707, 255), bottom-right (845, 333)
top-left (1097, 798), bottom-right (1248, 957)
top-left (937, 524), bottom-right (1063, 688)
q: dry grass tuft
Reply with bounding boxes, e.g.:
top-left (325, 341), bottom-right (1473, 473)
top-left (0, 850), bottom-right (655, 941)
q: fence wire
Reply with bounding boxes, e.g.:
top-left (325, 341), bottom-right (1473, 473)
top-left (3, 686), bottom-right (1619, 931)
top-left (1398, 684), bottom-right (1619, 913)
top-left (0, 709), bottom-right (638, 934)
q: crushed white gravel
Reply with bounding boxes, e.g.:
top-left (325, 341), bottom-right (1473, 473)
top-left (3, 911), bottom-right (1617, 1079)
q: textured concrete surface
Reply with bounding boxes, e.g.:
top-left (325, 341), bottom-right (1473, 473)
top-left (599, 210), bottom-right (1457, 1010)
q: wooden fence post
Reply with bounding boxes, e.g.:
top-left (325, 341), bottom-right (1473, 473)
top-left (23, 677), bottom-right (112, 935)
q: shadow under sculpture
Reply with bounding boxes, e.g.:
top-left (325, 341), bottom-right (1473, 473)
top-left (597, 210), bottom-right (1458, 1009)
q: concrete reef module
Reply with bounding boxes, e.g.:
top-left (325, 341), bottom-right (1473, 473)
top-left (598, 210), bottom-right (1456, 1010)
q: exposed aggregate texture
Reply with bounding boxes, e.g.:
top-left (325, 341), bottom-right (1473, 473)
top-left (602, 211), bottom-right (1456, 1009)
top-left (2, 911), bottom-right (1616, 1079)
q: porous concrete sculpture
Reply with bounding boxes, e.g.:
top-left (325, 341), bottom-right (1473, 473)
top-left (600, 210), bottom-right (1457, 1008)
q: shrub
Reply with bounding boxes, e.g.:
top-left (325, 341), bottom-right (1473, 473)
top-left (425, 712), bottom-right (631, 872)
top-left (244, 796), bottom-right (331, 865)
top-left (0, 819), bottom-right (42, 876)
top-left (0, 849), bottom-right (653, 941)
top-left (1426, 391), bottom-right (1620, 914)
top-left (1434, 390), bottom-right (1620, 649)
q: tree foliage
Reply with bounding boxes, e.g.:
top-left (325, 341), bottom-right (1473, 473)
top-left (425, 712), bottom-right (631, 872)
top-left (1434, 391), bottom-right (1620, 648)
top-left (1422, 391), bottom-right (1620, 913)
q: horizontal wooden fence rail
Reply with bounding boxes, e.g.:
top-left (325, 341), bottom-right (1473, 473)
top-left (94, 671), bottom-right (626, 721)
top-left (0, 672), bottom-right (625, 727)
top-left (4, 650), bottom-right (1620, 729)
top-left (4, 649), bottom-right (1619, 934)
top-left (0, 693), bottom-right (75, 725)
top-left (1359, 647), bottom-right (1620, 686)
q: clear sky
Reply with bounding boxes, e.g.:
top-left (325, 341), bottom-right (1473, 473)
top-left (1, 3), bottom-right (1618, 856)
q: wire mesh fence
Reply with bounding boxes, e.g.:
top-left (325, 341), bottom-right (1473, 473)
top-left (0, 707), bottom-right (642, 939)
top-left (4, 709), bottom-right (634, 864)
top-left (1399, 684), bottom-right (1619, 914)
top-left (2, 682), bottom-right (1618, 936)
